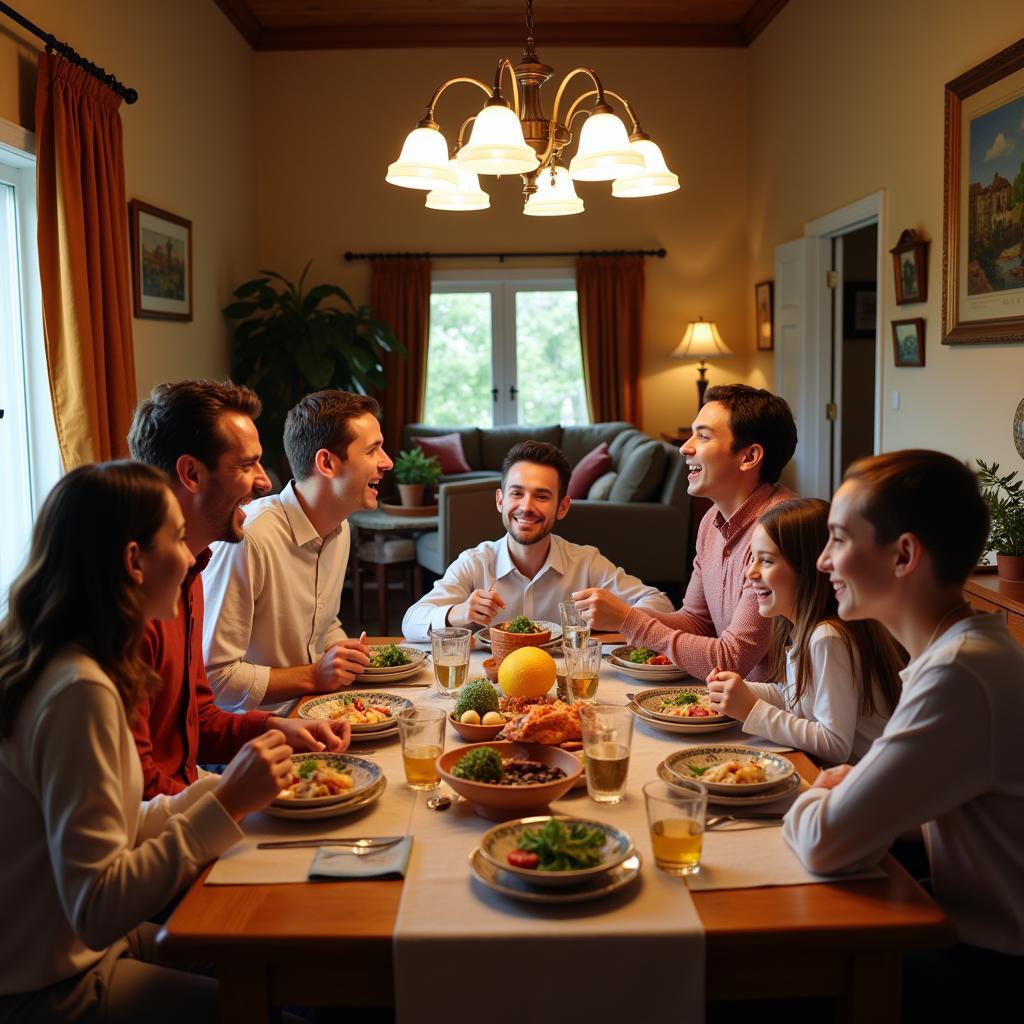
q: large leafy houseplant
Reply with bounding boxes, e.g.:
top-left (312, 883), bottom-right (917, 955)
top-left (976, 459), bottom-right (1024, 579)
top-left (225, 262), bottom-right (404, 474)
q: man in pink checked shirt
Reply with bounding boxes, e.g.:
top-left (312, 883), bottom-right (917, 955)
top-left (573, 384), bottom-right (798, 681)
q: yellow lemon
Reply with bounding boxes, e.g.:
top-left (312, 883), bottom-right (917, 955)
top-left (498, 646), bottom-right (557, 698)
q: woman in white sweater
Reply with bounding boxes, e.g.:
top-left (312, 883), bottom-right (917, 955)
top-left (0, 461), bottom-right (294, 1022)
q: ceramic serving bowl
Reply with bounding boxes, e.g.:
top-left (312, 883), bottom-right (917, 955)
top-left (447, 712), bottom-right (507, 742)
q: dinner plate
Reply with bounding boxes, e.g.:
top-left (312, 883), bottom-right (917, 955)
top-left (703, 772), bottom-right (802, 807)
top-left (264, 776), bottom-right (388, 820)
top-left (477, 621), bottom-right (563, 648)
top-left (661, 745), bottom-right (796, 795)
top-left (469, 847), bottom-right (641, 904)
top-left (362, 645), bottom-right (428, 675)
top-left (358, 660), bottom-right (428, 684)
top-left (272, 753), bottom-right (382, 808)
top-left (298, 691), bottom-right (413, 730)
top-left (608, 646), bottom-right (687, 679)
top-left (628, 702), bottom-right (737, 735)
top-left (349, 721), bottom-right (399, 742)
top-left (632, 686), bottom-right (729, 724)
top-left (478, 815), bottom-right (635, 888)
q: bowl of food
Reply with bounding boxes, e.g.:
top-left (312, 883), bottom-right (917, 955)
top-left (660, 745), bottom-right (795, 795)
top-left (437, 741), bottom-right (582, 819)
top-left (633, 686), bottom-right (728, 724)
top-left (489, 616), bottom-right (553, 665)
top-left (449, 679), bottom-right (508, 741)
top-left (272, 753), bottom-right (382, 807)
top-left (298, 691), bottom-right (412, 731)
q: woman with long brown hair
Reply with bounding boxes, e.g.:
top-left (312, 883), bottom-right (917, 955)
top-left (0, 461), bottom-right (293, 1022)
top-left (706, 498), bottom-right (903, 762)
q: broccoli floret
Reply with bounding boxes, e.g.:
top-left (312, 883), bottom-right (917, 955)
top-left (296, 759), bottom-right (318, 779)
top-left (504, 615), bottom-right (539, 634)
top-left (451, 746), bottom-right (504, 783)
top-left (454, 679), bottom-right (501, 719)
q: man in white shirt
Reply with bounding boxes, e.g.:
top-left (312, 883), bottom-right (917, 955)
top-left (401, 441), bottom-right (672, 641)
top-left (203, 391), bottom-right (392, 715)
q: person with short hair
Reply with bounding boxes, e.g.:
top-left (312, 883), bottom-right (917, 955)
top-left (783, 450), bottom-right (1023, 1013)
top-left (203, 389), bottom-right (391, 714)
top-left (128, 380), bottom-right (350, 799)
top-left (401, 440), bottom-right (672, 641)
top-left (574, 384), bottom-right (798, 680)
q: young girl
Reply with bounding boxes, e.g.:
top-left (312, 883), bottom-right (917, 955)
top-left (0, 462), bottom-right (293, 1022)
top-left (706, 497), bottom-right (903, 763)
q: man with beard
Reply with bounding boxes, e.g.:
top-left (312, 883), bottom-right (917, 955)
top-left (202, 390), bottom-right (389, 715)
top-left (128, 380), bottom-right (351, 798)
top-left (401, 441), bottom-right (672, 640)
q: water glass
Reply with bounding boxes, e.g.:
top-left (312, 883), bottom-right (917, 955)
top-left (643, 779), bottom-right (708, 876)
top-left (397, 706), bottom-right (446, 791)
top-left (559, 600), bottom-right (590, 651)
top-left (579, 703), bottom-right (634, 804)
top-left (562, 637), bottom-right (601, 702)
top-left (429, 626), bottom-right (471, 698)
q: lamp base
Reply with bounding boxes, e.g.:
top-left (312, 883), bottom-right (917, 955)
top-left (696, 363), bottom-right (709, 408)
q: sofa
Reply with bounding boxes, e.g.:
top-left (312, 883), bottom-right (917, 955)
top-left (402, 422), bottom-right (691, 588)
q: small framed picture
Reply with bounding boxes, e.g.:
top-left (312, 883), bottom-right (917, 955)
top-left (844, 281), bottom-right (877, 338)
top-left (892, 318), bottom-right (926, 367)
top-left (129, 200), bottom-right (192, 321)
top-left (890, 228), bottom-right (928, 305)
top-left (754, 280), bottom-right (773, 351)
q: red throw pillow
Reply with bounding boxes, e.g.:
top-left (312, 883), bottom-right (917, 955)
top-left (567, 442), bottom-right (612, 499)
top-left (412, 433), bottom-right (472, 475)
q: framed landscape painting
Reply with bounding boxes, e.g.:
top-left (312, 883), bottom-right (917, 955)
top-left (129, 200), bottom-right (192, 321)
top-left (892, 318), bottom-right (925, 367)
top-left (755, 280), bottom-right (773, 350)
top-left (943, 37), bottom-right (1024, 345)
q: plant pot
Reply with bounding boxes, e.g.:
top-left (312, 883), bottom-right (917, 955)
top-left (996, 553), bottom-right (1024, 581)
top-left (397, 483), bottom-right (425, 507)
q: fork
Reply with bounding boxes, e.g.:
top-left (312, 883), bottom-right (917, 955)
top-left (256, 836), bottom-right (403, 851)
top-left (705, 813), bottom-right (784, 831)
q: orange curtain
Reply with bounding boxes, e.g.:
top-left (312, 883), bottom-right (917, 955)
top-left (575, 255), bottom-right (645, 425)
top-left (35, 52), bottom-right (137, 468)
top-left (370, 258), bottom-right (432, 458)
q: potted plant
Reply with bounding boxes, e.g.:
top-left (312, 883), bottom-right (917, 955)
top-left (393, 447), bottom-right (441, 507)
top-left (976, 459), bottom-right (1024, 580)
top-left (224, 262), bottom-right (405, 477)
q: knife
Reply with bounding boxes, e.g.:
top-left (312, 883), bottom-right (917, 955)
top-left (257, 835), bottom-right (404, 850)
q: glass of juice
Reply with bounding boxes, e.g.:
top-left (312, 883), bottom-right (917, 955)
top-left (579, 703), bottom-right (634, 804)
top-left (559, 600), bottom-right (590, 650)
top-left (563, 637), bottom-right (601, 701)
top-left (397, 706), bottom-right (446, 791)
top-left (429, 626), bottom-right (471, 698)
top-left (643, 779), bottom-right (708, 876)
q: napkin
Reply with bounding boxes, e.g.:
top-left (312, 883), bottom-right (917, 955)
top-left (309, 836), bottom-right (413, 880)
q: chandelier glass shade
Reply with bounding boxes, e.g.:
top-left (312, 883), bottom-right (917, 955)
top-left (612, 139), bottom-right (680, 198)
top-left (568, 111), bottom-right (644, 181)
top-left (425, 161), bottom-right (491, 211)
top-left (523, 164), bottom-right (584, 216)
top-left (385, 126), bottom-right (458, 190)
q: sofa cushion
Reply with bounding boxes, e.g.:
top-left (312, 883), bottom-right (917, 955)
top-left (608, 440), bottom-right (667, 502)
top-left (412, 432), bottom-right (471, 474)
top-left (479, 424), bottom-right (563, 470)
top-left (568, 442), bottom-right (612, 499)
top-left (403, 424), bottom-right (481, 469)
top-left (560, 422), bottom-right (633, 465)
top-left (587, 470), bottom-right (618, 501)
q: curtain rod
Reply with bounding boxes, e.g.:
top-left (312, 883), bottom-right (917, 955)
top-left (0, 1), bottom-right (138, 104)
top-left (344, 248), bottom-right (667, 263)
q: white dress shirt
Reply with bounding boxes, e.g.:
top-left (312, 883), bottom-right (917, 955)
top-left (401, 533), bottom-right (673, 641)
top-left (203, 481), bottom-right (349, 716)
top-left (783, 614), bottom-right (1024, 954)
top-left (742, 622), bottom-right (890, 763)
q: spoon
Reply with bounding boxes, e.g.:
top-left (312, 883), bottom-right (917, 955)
top-left (426, 794), bottom-right (452, 810)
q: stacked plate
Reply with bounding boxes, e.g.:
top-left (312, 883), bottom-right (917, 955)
top-left (468, 815), bottom-right (641, 904)
top-left (658, 744), bottom-right (800, 807)
top-left (265, 753), bottom-right (386, 820)
top-left (629, 686), bottom-right (736, 735)
top-left (477, 621), bottom-right (563, 653)
top-left (298, 690), bottom-right (412, 741)
top-left (607, 646), bottom-right (688, 682)
top-left (361, 644), bottom-right (428, 684)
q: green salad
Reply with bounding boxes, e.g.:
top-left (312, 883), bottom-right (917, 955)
top-left (659, 692), bottom-right (698, 708)
top-left (369, 643), bottom-right (410, 668)
top-left (504, 615), bottom-right (540, 634)
top-left (516, 818), bottom-right (607, 871)
top-left (627, 647), bottom-right (656, 664)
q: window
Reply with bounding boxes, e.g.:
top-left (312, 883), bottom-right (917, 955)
top-left (1, 123), bottom-right (61, 606)
top-left (423, 268), bottom-right (588, 427)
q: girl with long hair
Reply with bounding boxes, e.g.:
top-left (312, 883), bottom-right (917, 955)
top-left (706, 497), bottom-right (903, 762)
top-left (0, 461), bottom-right (293, 1022)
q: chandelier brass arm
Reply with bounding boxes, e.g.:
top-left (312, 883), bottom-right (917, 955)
top-left (418, 76), bottom-right (492, 130)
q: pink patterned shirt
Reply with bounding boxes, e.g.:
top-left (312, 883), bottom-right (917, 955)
top-left (622, 482), bottom-right (796, 681)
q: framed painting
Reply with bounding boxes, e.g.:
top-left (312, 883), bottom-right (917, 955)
top-left (892, 318), bottom-right (926, 367)
top-left (843, 281), bottom-right (877, 339)
top-left (129, 200), bottom-right (192, 321)
top-left (754, 280), bottom-right (773, 350)
top-left (890, 229), bottom-right (928, 304)
top-left (943, 37), bottom-right (1024, 345)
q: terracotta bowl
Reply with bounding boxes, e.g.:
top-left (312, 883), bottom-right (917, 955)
top-left (447, 712), bottom-right (506, 742)
top-left (489, 623), bottom-right (553, 666)
top-left (437, 741), bottom-right (582, 820)
top-left (482, 656), bottom-right (500, 683)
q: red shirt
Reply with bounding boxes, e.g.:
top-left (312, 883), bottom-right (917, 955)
top-left (132, 548), bottom-right (272, 797)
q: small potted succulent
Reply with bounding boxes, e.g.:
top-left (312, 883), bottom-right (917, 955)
top-left (976, 459), bottom-right (1024, 580)
top-left (393, 447), bottom-right (442, 507)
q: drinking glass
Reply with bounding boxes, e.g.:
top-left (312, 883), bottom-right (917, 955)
top-left (643, 779), bottom-right (708, 876)
top-left (579, 703), bottom-right (634, 804)
top-left (562, 637), bottom-right (601, 702)
top-left (429, 626), bottom-right (471, 698)
top-left (552, 654), bottom-right (569, 703)
top-left (397, 706), bottom-right (446, 791)
top-left (559, 600), bottom-right (590, 651)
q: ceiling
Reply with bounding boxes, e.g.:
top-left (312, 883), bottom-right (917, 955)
top-left (213, 0), bottom-right (790, 50)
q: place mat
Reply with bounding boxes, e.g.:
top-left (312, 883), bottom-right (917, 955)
top-left (310, 836), bottom-right (413, 880)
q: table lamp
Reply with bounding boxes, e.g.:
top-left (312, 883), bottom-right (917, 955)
top-left (671, 319), bottom-right (733, 407)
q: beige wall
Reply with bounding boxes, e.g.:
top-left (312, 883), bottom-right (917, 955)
top-left (749, 0), bottom-right (1024, 472)
top-left (0, 0), bottom-right (255, 398)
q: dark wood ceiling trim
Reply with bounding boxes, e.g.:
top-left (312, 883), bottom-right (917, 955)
top-left (739, 0), bottom-right (790, 45)
top-left (213, 0), bottom-right (262, 48)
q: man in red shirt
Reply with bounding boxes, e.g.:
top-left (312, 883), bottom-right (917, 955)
top-left (127, 379), bottom-right (351, 797)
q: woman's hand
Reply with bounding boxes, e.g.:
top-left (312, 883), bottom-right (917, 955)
top-left (213, 730), bottom-right (294, 821)
top-left (706, 667), bottom-right (757, 721)
top-left (571, 588), bottom-right (630, 631)
top-left (811, 764), bottom-right (854, 790)
top-left (268, 716), bottom-right (351, 754)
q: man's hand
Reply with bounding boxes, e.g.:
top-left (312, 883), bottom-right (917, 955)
top-left (213, 730), bottom-right (293, 821)
top-left (706, 667), bottom-right (757, 721)
top-left (450, 588), bottom-right (505, 627)
top-left (313, 639), bottom-right (370, 691)
top-left (811, 764), bottom-right (854, 790)
top-left (268, 715), bottom-right (351, 754)
top-left (571, 588), bottom-right (630, 631)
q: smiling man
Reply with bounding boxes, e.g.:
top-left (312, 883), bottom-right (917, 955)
top-left (401, 440), bottom-right (671, 640)
top-left (573, 384), bottom-right (798, 680)
top-left (202, 390), bottom-right (391, 716)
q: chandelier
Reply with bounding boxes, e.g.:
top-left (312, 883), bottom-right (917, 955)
top-left (385, 0), bottom-right (679, 217)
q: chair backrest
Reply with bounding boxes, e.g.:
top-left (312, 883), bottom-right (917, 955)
top-left (437, 477), bottom-right (504, 567)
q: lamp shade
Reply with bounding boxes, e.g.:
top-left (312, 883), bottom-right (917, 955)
top-left (612, 139), bottom-right (680, 198)
top-left (425, 160), bottom-right (490, 211)
top-left (523, 164), bottom-right (584, 217)
top-left (671, 320), bottom-right (733, 360)
top-left (457, 103), bottom-right (540, 176)
top-left (569, 111), bottom-right (645, 182)
top-left (386, 126), bottom-right (457, 190)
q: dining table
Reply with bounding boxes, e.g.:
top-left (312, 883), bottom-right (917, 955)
top-left (156, 636), bottom-right (952, 1023)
